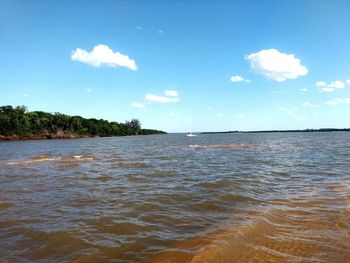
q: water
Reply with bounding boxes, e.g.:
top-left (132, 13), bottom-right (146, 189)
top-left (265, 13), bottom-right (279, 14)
top-left (0, 133), bottom-right (349, 262)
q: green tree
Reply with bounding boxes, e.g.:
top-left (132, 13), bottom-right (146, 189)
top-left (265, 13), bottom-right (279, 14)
top-left (0, 105), bottom-right (165, 138)
top-left (126, 119), bottom-right (141, 135)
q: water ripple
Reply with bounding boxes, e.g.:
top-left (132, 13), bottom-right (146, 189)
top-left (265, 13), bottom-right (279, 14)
top-left (0, 133), bottom-right (349, 262)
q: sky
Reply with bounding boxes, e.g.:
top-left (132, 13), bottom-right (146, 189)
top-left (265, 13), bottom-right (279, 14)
top-left (1, 0), bottom-right (350, 132)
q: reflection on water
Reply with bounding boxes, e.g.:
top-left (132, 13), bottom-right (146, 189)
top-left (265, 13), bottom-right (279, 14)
top-left (0, 133), bottom-right (349, 262)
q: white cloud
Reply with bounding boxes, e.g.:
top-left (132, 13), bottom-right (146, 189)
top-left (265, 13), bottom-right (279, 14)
top-left (85, 88), bottom-right (92, 93)
top-left (278, 107), bottom-right (299, 116)
top-left (230, 75), bottom-right (251, 83)
top-left (321, 87), bottom-right (335, 92)
top-left (325, 100), bottom-right (338, 106)
top-left (347, 80), bottom-right (350, 85)
top-left (131, 102), bottom-right (145, 108)
top-left (326, 97), bottom-right (350, 106)
top-left (316, 81), bottom-right (326, 87)
top-left (316, 80), bottom-right (345, 92)
top-left (71, 44), bottom-right (137, 71)
top-left (245, 49), bottom-right (308, 82)
top-left (233, 113), bottom-right (246, 119)
top-left (330, 81), bottom-right (345, 89)
top-left (146, 94), bottom-right (177, 103)
top-left (300, 88), bottom-right (308, 92)
top-left (217, 113), bottom-right (224, 117)
top-left (169, 112), bottom-right (178, 117)
top-left (164, 90), bottom-right (178, 97)
top-left (145, 90), bottom-right (179, 103)
top-left (207, 106), bottom-right (212, 110)
top-left (302, 102), bottom-right (312, 108)
top-left (302, 101), bottom-right (319, 108)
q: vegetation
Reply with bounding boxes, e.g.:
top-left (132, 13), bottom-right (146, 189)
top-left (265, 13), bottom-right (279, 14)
top-left (0, 105), bottom-right (166, 140)
top-left (126, 119), bottom-right (141, 135)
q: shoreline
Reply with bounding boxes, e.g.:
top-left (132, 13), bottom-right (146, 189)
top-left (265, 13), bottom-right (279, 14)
top-left (201, 128), bottom-right (350, 134)
top-left (0, 133), bottom-right (94, 141)
top-left (0, 133), bottom-right (167, 142)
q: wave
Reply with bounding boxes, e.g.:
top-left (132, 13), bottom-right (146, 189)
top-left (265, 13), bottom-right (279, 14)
top-left (189, 144), bottom-right (255, 149)
top-left (147, 181), bottom-right (350, 263)
top-left (189, 182), bottom-right (350, 263)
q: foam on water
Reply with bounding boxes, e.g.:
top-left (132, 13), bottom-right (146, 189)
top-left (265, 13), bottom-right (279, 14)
top-left (189, 143), bottom-right (255, 149)
top-left (1, 154), bottom-right (95, 166)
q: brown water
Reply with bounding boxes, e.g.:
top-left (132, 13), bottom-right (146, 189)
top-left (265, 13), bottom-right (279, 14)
top-left (0, 133), bottom-right (349, 262)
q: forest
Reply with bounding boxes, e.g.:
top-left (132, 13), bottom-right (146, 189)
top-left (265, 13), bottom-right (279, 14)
top-left (0, 105), bottom-right (166, 140)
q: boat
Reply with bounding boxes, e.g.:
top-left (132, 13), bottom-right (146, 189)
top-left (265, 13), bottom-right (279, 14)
top-left (186, 133), bottom-right (197, 137)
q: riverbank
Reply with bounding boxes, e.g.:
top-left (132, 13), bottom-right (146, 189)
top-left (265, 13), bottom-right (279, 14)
top-left (0, 131), bottom-right (167, 141)
top-left (0, 105), bottom-right (166, 141)
top-left (0, 133), bottom-right (93, 141)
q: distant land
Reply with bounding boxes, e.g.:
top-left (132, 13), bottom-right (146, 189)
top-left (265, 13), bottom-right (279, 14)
top-left (0, 105), bottom-right (166, 141)
top-left (201, 128), bottom-right (350, 134)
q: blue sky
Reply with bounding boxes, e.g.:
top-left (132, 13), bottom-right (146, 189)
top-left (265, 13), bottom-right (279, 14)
top-left (1, 0), bottom-right (350, 132)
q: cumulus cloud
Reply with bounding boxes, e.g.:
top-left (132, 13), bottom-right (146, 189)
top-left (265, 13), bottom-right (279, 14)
top-left (302, 102), bottom-right (312, 108)
top-left (131, 102), bottom-right (145, 108)
top-left (302, 101), bottom-right (319, 108)
top-left (233, 113), bottom-right (246, 119)
top-left (325, 97), bottom-right (350, 106)
top-left (146, 94), bottom-right (179, 103)
top-left (230, 75), bottom-right (251, 83)
top-left (71, 44), bottom-right (137, 70)
top-left (321, 87), bottom-right (335, 92)
top-left (316, 81), bottom-right (326, 87)
top-left (164, 90), bottom-right (178, 97)
top-left (316, 80), bottom-right (345, 92)
top-left (278, 107), bottom-right (299, 116)
top-left (325, 101), bottom-right (338, 106)
top-left (145, 90), bottom-right (179, 103)
top-left (329, 81), bottom-right (345, 89)
top-left (347, 80), bottom-right (350, 85)
top-left (245, 49), bottom-right (308, 82)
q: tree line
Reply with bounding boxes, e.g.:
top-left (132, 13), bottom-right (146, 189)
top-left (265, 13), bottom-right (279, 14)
top-left (0, 105), bottom-right (166, 138)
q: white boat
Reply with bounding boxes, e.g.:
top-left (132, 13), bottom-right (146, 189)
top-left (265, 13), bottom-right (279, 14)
top-left (186, 133), bottom-right (197, 137)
